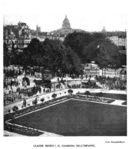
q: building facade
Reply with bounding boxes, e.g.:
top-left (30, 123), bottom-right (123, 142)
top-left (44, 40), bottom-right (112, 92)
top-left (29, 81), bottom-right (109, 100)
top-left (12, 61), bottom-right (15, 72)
top-left (4, 22), bottom-right (31, 51)
top-left (83, 62), bottom-right (126, 80)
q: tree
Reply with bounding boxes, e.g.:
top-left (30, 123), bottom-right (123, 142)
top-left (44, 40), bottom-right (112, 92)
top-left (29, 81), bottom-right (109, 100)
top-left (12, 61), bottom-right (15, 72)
top-left (64, 32), bottom-right (93, 62)
top-left (68, 89), bottom-right (73, 95)
top-left (83, 40), bottom-right (102, 63)
top-left (85, 91), bottom-right (91, 96)
top-left (27, 38), bottom-right (42, 55)
top-left (21, 38), bottom-right (43, 68)
top-left (43, 80), bottom-right (52, 90)
top-left (118, 53), bottom-right (126, 66)
top-left (3, 43), bottom-right (10, 66)
top-left (62, 46), bottom-right (83, 76)
top-left (40, 98), bottom-right (45, 103)
top-left (96, 39), bottom-right (121, 69)
top-left (84, 38), bottom-right (121, 67)
top-left (22, 99), bottom-right (27, 107)
top-left (83, 32), bottom-right (107, 63)
top-left (22, 76), bottom-right (30, 86)
top-left (96, 92), bottom-right (103, 97)
top-left (92, 32), bottom-right (106, 40)
top-left (83, 38), bottom-right (122, 77)
top-left (41, 39), bottom-right (83, 76)
top-left (21, 38), bottom-right (83, 76)
top-left (32, 97), bottom-right (38, 105)
top-left (42, 39), bottom-right (66, 75)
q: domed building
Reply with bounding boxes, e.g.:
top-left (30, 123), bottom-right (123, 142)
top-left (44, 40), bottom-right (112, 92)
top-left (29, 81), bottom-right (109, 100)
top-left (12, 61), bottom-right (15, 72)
top-left (62, 16), bottom-right (71, 29)
top-left (50, 16), bottom-right (85, 39)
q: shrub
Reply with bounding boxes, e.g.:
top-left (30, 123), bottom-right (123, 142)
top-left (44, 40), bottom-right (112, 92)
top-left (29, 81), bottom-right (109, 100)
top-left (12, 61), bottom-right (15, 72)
top-left (22, 99), bottom-right (27, 107)
top-left (32, 98), bottom-right (38, 105)
top-left (8, 109), bottom-right (11, 113)
top-left (52, 93), bottom-right (57, 99)
top-left (84, 91), bottom-right (91, 95)
top-left (40, 98), bottom-right (45, 103)
top-left (28, 91), bottom-right (34, 97)
top-left (96, 92), bottom-right (103, 97)
top-left (68, 89), bottom-right (73, 95)
top-left (12, 106), bottom-right (19, 112)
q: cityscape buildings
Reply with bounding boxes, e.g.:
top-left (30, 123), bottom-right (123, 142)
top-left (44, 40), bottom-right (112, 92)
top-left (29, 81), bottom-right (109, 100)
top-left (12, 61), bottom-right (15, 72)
top-left (4, 16), bottom-right (127, 54)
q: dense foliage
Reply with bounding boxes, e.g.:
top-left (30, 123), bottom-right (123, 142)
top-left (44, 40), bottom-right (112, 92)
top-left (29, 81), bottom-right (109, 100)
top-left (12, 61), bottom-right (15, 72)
top-left (4, 32), bottom-right (126, 75)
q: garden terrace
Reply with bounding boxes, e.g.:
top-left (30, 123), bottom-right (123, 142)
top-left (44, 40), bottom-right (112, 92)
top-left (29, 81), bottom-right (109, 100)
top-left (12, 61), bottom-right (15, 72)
top-left (4, 89), bottom-right (127, 136)
top-left (8, 99), bottom-right (126, 136)
top-left (4, 95), bottom-right (71, 121)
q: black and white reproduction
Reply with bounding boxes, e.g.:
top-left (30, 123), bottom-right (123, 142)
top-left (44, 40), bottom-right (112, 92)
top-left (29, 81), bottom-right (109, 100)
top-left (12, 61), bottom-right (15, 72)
top-left (3, 0), bottom-right (127, 137)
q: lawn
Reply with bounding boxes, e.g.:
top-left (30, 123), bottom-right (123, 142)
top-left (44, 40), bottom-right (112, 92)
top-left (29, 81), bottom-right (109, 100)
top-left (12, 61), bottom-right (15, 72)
top-left (11, 99), bottom-right (127, 136)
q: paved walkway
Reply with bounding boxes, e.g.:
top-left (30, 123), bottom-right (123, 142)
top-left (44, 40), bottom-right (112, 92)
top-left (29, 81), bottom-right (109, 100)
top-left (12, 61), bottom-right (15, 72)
top-left (73, 88), bottom-right (126, 94)
top-left (73, 97), bottom-right (126, 107)
top-left (111, 100), bottom-right (126, 106)
top-left (4, 88), bottom-right (126, 114)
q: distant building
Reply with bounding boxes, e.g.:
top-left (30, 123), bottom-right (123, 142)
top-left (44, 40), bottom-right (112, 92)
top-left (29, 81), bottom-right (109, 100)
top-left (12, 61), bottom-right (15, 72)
top-left (83, 61), bottom-right (126, 80)
top-left (4, 18), bottom-right (127, 52)
top-left (83, 61), bottom-right (101, 77)
top-left (36, 25), bottom-right (41, 33)
top-left (30, 16), bottom-right (75, 41)
top-left (49, 16), bottom-right (85, 40)
top-left (4, 22), bottom-right (31, 51)
top-left (108, 36), bottom-right (127, 48)
top-left (62, 15), bottom-right (71, 29)
top-left (101, 27), bottom-right (126, 49)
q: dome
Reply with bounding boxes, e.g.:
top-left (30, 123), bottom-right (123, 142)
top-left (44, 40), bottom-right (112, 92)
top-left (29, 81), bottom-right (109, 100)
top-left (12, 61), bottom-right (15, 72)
top-left (62, 16), bottom-right (71, 29)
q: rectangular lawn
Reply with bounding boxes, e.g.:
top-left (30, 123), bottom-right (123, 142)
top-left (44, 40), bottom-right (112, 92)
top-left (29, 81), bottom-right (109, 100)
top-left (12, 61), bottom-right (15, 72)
top-left (11, 99), bottom-right (127, 136)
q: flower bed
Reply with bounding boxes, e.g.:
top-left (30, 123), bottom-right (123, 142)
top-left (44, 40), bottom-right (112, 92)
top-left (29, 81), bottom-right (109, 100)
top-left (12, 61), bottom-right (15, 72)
top-left (74, 94), bottom-right (115, 104)
top-left (4, 123), bottom-right (43, 136)
top-left (79, 91), bottom-right (127, 100)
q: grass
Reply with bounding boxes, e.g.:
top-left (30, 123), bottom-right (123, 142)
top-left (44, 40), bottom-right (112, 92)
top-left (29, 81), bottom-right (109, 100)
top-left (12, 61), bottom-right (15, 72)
top-left (11, 99), bottom-right (127, 136)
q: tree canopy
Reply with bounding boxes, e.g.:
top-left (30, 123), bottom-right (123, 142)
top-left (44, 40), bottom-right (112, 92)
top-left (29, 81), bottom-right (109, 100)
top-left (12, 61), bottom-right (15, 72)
top-left (4, 43), bottom-right (9, 66)
top-left (4, 31), bottom-right (126, 75)
top-left (64, 32), bottom-right (106, 62)
top-left (94, 39), bottom-right (121, 68)
top-left (64, 32), bottom-right (93, 62)
top-left (20, 38), bottom-right (82, 76)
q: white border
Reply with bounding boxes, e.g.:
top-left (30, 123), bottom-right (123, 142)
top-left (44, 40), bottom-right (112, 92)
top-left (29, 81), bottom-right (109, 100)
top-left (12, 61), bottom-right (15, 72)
top-left (1, 0), bottom-right (129, 149)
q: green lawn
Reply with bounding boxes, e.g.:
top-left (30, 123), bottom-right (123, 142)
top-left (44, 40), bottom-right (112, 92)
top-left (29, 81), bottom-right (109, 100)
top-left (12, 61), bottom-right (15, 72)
top-left (11, 99), bottom-right (127, 136)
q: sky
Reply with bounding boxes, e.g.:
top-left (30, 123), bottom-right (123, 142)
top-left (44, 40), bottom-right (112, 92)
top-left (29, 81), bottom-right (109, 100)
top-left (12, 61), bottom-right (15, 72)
top-left (2, 0), bottom-right (128, 32)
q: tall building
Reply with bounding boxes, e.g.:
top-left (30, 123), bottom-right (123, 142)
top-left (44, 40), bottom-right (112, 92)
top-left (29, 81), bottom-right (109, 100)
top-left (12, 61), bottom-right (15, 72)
top-left (36, 25), bottom-right (41, 34)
